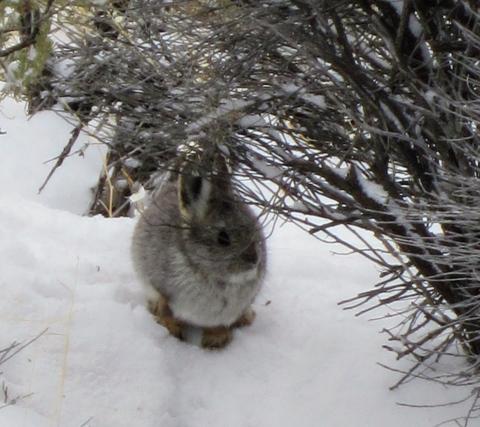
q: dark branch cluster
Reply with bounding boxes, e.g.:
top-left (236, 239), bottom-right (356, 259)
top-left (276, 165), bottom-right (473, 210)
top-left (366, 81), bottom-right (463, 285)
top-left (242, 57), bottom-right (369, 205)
top-left (25, 0), bottom-right (480, 410)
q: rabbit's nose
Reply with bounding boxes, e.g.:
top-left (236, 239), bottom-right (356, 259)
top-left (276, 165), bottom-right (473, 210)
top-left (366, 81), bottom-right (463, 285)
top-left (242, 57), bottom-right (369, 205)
top-left (242, 242), bottom-right (258, 265)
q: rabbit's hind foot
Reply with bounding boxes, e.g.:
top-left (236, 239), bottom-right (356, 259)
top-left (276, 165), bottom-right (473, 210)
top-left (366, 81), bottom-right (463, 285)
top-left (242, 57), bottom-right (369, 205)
top-left (201, 326), bottom-right (232, 349)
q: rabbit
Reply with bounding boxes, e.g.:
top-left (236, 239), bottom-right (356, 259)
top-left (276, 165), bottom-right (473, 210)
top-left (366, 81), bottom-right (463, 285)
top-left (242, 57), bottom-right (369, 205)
top-left (131, 151), bottom-right (266, 348)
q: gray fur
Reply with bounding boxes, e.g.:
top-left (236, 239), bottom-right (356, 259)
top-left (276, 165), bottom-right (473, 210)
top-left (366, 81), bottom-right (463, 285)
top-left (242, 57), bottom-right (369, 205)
top-left (131, 160), bottom-right (266, 328)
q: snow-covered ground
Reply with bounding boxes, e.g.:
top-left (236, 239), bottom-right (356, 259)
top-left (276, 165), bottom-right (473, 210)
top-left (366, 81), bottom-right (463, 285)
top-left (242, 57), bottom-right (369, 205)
top-left (0, 99), bottom-right (472, 426)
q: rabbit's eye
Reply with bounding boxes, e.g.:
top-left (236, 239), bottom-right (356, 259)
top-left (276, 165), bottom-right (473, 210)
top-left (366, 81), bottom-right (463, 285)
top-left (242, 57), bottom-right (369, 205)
top-left (217, 230), bottom-right (231, 247)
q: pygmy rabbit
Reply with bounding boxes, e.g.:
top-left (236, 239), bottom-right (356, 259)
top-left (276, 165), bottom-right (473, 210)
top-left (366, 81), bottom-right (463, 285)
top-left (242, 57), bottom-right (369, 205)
top-left (131, 151), bottom-right (266, 348)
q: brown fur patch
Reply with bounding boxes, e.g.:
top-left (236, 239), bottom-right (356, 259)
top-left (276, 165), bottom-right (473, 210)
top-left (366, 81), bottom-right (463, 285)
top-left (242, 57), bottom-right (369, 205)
top-left (201, 326), bottom-right (232, 349)
top-left (232, 307), bottom-right (256, 328)
top-left (148, 295), bottom-right (185, 340)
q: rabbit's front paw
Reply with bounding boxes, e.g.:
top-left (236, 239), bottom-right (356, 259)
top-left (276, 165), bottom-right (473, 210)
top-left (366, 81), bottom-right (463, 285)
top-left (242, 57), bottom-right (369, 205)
top-left (201, 326), bottom-right (232, 349)
top-left (148, 296), bottom-right (185, 340)
top-left (160, 316), bottom-right (185, 340)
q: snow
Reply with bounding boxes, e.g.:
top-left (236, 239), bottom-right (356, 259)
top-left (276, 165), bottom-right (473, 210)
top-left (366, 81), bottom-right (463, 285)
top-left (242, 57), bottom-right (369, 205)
top-left (0, 97), bottom-right (105, 214)
top-left (27, 47), bottom-right (38, 62)
top-left (5, 61), bottom-right (21, 89)
top-left (89, 0), bottom-right (108, 6)
top-left (355, 169), bottom-right (389, 205)
top-left (385, 0), bottom-right (422, 37)
top-left (379, 101), bottom-right (405, 131)
top-left (250, 156), bottom-right (283, 180)
top-left (0, 99), bottom-right (472, 426)
top-left (280, 83), bottom-right (326, 109)
top-left (238, 114), bottom-right (268, 128)
top-left (300, 93), bottom-right (326, 109)
top-left (187, 99), bottom-right (253, 133)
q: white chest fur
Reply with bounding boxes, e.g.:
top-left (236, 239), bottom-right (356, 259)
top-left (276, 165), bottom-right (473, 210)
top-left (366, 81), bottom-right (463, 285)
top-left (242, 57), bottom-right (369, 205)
top-left (168, 260), bottom-right (261, 328)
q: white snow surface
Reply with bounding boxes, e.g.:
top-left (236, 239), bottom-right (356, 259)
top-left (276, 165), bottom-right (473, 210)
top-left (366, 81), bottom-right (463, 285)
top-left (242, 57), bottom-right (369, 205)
top-left (0, 100), bottom-right (471, 426)
top-left (0, 97), bottom-right (105, 214)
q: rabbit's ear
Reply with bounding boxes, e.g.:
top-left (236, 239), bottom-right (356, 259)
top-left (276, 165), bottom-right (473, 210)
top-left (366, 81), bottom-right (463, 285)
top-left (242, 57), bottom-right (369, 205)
top-left (178, 173), bottom-right (212, 220)
top-left (212, 154), bottom-right (232, 193)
